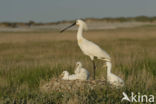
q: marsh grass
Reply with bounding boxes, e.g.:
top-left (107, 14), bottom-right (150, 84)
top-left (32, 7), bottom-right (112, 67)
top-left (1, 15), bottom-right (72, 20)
top-left (0, 26), bottom-right (156, 103)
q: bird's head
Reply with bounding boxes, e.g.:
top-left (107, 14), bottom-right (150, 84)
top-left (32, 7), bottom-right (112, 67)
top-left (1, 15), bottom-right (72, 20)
top-left (76, 61), bottom-right (82, 68)
top-left (61, 71), bottom-right (69, 77)
top-left (60, 19), bottom-right (87, 33)
top-left (76, 19), bottom-right (88, 30)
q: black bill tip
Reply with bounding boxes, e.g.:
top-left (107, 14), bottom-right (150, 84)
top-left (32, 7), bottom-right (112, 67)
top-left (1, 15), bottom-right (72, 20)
top-left (60, 22), bottom-right (76, 33)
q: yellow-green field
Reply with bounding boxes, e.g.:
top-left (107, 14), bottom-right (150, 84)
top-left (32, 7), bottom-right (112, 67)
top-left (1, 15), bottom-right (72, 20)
top-left (0, 26), bottom-right (156, 103)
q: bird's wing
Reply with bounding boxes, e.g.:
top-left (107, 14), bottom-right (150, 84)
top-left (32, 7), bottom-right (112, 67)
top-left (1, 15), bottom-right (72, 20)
top-left (68, 74), bottom-right (77, 80)
top-left (81, 39), bottom-right (111, 60)
top-left (111, 73), bottom-right (124, 83)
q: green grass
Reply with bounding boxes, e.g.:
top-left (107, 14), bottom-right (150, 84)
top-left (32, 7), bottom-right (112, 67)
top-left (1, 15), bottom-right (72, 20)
top-left (0, 27), bottom-right (156, 104)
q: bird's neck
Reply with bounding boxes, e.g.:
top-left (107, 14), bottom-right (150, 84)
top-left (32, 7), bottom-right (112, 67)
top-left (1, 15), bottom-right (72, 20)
top-left (77, 66), bottom-right (80, 69)
top-left (63, 73), bottom-right (69, 79)
top-left (106, 62), bottom-right (112, 75)
top-left (77, 66), bottom-right (82, 70)
top-left (77, 25), bottom-right (84, 41)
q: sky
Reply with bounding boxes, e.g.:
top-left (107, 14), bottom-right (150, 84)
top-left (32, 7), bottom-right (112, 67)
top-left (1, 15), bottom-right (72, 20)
top-left (0, 0), bottom-right (156, 22)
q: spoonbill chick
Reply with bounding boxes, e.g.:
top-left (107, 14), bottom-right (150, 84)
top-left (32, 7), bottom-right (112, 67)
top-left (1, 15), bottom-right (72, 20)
top-left (61, 19), bottom-right (111, 80)
top-left (75, 61), bottom-right (89, 80)
top-left (106, 61), bottom-right (124, 87)
top-left (62, 71), bottom-right (77, 80)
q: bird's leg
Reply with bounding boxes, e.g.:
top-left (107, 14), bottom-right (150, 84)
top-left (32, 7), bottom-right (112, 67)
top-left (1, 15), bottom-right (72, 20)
top-left (92, 60), bottom-right (96, 80)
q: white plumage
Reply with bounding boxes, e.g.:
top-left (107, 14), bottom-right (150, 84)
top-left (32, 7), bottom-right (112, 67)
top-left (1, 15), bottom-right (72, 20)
top-left (106, 61), bottom-right (124, 87)
top-left (62, 71), bottom-right (77, 80)
top-left (61, 19), bottom-right (111, 79)
top-left (74, 61), bottom-right (89, 80)
top-left (76, 20), bottom-right (111, 79)
top-left (76, 19), bottom-right (111, 61)
top-left (61, 61), bottom-right (89, 81)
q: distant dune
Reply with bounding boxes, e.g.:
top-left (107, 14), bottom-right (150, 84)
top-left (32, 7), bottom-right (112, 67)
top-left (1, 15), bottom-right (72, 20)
top-left (0, 16), bottom-right (156, 32)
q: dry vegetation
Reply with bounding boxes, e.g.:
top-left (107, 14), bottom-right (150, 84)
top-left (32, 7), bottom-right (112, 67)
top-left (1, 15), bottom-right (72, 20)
top-left (0, 25), bottom-right (156, 104)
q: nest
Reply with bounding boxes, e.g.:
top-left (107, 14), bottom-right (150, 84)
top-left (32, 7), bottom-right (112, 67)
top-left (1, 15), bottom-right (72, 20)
top-left (40, 78), bottom-right (107, 93)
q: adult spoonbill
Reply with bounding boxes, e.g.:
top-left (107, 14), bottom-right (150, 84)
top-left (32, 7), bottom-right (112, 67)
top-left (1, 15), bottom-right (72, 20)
top-left (106, 61), bottom-right (124, 87)
top-left (60, 19), bottom-right (111, 79)
top-left (75, 61), bottom-right (89, 80)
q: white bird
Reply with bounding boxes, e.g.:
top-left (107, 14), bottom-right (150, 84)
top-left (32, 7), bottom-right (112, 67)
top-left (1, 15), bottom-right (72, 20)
top-left (106, 61), bottom-right (124, 87)
top-left (61, 19), bottom-right (111, 80)
top-left (62, 71), bottom-right (77, 80)
top-left (74, 61), bottom-right (89, 80)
